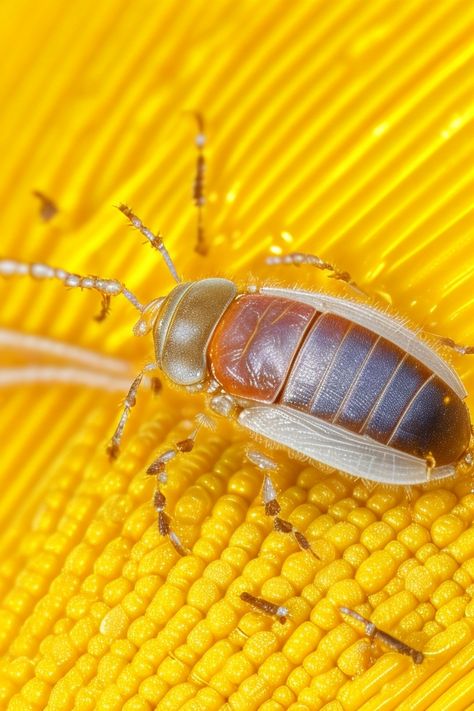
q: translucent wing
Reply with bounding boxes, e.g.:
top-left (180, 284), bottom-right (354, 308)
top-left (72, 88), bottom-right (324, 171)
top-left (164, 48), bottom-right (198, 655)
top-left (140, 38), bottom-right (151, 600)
top-left (238, 404), bottom-right (455, 485)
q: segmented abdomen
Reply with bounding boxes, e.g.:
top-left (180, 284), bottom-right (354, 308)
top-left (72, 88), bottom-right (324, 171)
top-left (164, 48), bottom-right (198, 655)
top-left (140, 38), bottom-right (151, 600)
top-left (209, 294), bottom-right (470, 466)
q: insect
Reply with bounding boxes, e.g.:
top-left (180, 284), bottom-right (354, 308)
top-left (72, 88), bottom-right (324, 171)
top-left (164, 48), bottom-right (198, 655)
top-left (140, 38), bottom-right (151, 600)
top-left (339, 607), bottom-right (424, 664)
top-left (32, 190), bottom-right (58, 222)
top-left (1, 115), bottom-right (472, 556)
top-left (240, 592), bottom-right (288, 624)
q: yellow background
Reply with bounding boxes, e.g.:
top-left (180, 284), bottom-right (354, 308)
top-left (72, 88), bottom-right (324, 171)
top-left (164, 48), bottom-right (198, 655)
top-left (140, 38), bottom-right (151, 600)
top-left (0, 1), bottom-right (473, 709)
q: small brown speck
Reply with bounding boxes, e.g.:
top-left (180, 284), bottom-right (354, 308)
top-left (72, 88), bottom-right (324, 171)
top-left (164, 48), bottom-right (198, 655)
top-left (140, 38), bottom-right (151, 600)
top-left (32, 190), bottom-right (58, 222)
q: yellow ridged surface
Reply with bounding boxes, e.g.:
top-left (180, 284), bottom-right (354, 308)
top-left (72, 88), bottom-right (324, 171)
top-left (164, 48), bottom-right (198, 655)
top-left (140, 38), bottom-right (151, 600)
top-left (0, 1), bottom-right (473, 709)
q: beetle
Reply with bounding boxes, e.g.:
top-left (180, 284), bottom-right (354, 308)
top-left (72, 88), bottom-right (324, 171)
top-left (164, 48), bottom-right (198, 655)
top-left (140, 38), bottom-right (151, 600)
top-left (1, 116), bottom-right (472, 556)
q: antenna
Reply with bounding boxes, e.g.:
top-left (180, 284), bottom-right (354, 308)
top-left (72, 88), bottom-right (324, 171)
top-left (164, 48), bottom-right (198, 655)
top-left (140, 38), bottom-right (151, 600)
top-left (191, 112), bottom-right (207, 255)
top-left (118, 204), bottom-right (181, 284)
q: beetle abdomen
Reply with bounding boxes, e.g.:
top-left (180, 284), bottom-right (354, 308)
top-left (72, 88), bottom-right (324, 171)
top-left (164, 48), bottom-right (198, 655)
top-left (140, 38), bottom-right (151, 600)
top-left (209, 294), bottom-right (470, 467)
top-left (280, 312), bottom-right (470, 465)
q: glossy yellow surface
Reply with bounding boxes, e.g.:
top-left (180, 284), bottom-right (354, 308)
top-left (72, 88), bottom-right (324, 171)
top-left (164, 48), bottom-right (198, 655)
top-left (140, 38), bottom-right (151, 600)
top-left (0, 1), bottom-right (473, 709)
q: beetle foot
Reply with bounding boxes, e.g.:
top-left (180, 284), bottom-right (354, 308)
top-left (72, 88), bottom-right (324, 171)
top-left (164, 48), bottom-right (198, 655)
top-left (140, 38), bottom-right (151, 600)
top-left (153, 490), bottom-right (189, 556)
top-left (107, 441), bottom-right (120, 460)
top-left (260, 470), bottom-right (320, 559)
top-left (150, 376), bottom-right (162, 394)
top-left (145, 414), bottom-right (210, 555)
top-left (436, 336), bottom-right (474, 356)
top-left (248, 451), bottom-right (320, 559)
top-left (273, 515), bottom-right (320, 559)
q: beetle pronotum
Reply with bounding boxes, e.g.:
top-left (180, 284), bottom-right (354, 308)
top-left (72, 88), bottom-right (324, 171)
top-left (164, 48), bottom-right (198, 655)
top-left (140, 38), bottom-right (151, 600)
top-left (1, 115), bottom-right (472, 557)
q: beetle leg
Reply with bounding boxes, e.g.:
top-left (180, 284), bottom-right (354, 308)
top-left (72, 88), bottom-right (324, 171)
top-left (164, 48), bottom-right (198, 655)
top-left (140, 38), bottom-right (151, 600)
top-left (147, 446), bottom-right (192, 557)
top-left (339, 607), bottom-right (424, 664)
top-left (247, 450), bottom-right (320, 559)
top-left (146, 412), bottom-right (214, 556)
top-left (150, 376), bottom-right (162, 394)
top-left (425, 454), bottom-right (436, 482)
top-left (152, 489), bottom-right (188, 556)
top-left (107, 363), bottom-right (161, 460)
top-left (265, 252), bottom-right (366, 297)
top-left (146, 435), bottom-right (195, 480)
top-left (431, 335), bottom-right (474, 356)
top-left (147, 412), bottom-right (214, 482)
top-left (240, 591), bottom-right (289, 624)
top-left (272, 512), bottom-right (319, 558)
top-left (0, 258), bottom-right (144, 314)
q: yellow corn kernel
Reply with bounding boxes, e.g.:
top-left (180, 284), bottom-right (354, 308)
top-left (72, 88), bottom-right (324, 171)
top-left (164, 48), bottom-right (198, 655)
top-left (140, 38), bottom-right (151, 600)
top-left (325, 522), bottom-right (361, 553)
top-left (414, 491), bottom-right (458, 526)
top-left (355, 551), bottom-right (397, 594)
top-left (360, 521), bottom-right (396, 551)
top-left (342, 543), bottom-right (370, 568)
top-left (309, 667), bottom-right (348, 702)
top-left (337, 639), bottom-right (372, 677)
top-left (284, 622), bottom-right (324, 665)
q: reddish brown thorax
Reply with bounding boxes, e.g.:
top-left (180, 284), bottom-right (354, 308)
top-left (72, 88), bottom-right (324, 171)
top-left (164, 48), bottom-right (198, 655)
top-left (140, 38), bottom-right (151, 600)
top-left (209, 294), bottom-right (315, 402)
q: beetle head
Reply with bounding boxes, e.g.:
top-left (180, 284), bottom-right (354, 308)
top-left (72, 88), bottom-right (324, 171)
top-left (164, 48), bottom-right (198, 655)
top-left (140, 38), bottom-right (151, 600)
top-left (149, 278), bottom-right (237, 387)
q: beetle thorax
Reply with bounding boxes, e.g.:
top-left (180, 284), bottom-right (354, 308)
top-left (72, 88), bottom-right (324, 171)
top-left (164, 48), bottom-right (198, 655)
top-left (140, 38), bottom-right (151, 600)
top-left (153, 278), bottom-right (237, 386)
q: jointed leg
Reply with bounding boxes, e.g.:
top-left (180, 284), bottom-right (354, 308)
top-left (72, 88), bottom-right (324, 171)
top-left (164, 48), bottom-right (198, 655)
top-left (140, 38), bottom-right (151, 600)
top-left (107, 364), bottom-right (162, 459)
top-left (431, 335), bottom-right (474, 356)
top-left (339, 607), bottom-right (424, 664)
top-left (240, 591), bottom-right (289, 624)
top-left (266, 253), bottom-right (366, 296)
top-left (153, 490), bottom-right (188, 557)
top-left (424, 454), bottom-right (436, 482)
top-left (247, 450), bottom-right (319, 558)
top-left (147, 412), bottom-right (214, 556)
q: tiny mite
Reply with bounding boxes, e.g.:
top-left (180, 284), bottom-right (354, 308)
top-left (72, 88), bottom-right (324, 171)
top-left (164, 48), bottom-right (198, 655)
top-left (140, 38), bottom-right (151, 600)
top-left (1, 116), bottom-right (472, 554)
top-left (340, 607), bottom-right (424, 664)
top-left (32, 190), bottom-right (58, 222)
top-left (240, 592), bottom-right (288, 623)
